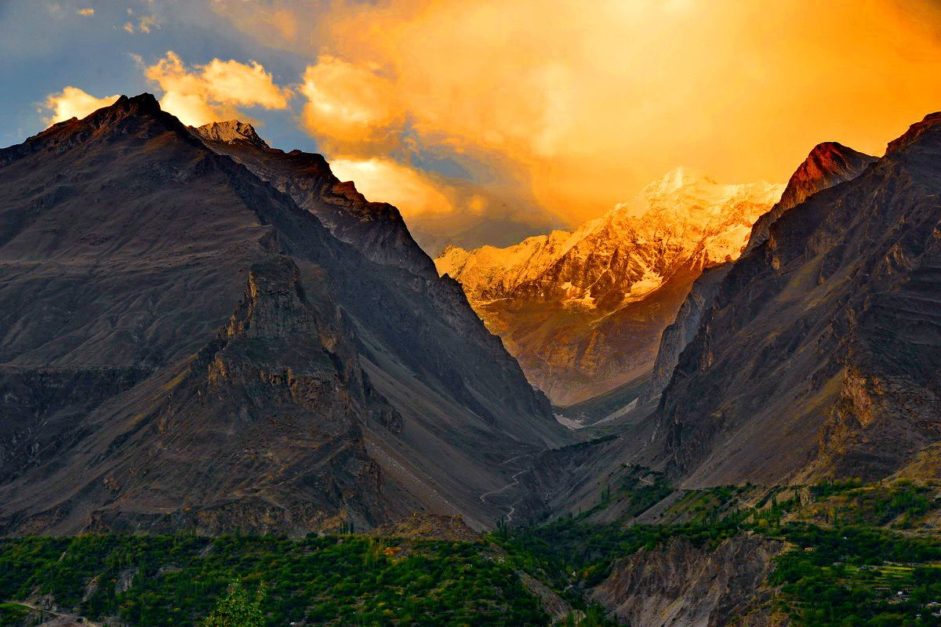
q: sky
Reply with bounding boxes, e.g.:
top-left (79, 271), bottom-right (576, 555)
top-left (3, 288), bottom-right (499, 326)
top-left (2, 0), bottom-right (941, 251)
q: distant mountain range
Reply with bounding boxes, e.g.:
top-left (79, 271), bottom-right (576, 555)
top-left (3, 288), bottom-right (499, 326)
top-left (0, 95), bottom-right (567, 535)
top-left (436, 169), bottom-right (783, 404)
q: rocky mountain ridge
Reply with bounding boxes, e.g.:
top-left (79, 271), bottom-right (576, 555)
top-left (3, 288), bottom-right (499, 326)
top-left (436, 169), bottom-right (783, 404)
top-left (0, 95), bottom-right (567, 535)
top-left (643, 142), bottom-right (877, 404)
top-left (192, 120), bottom-right (436, 278)
top-left (654, 113), bottom-right (941, 486)
top-left (591, 536), bottom-right (783, 626)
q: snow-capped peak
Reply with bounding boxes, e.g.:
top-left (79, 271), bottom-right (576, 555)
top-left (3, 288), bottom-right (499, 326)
top-left (435, 169), bottom-right (784, 309)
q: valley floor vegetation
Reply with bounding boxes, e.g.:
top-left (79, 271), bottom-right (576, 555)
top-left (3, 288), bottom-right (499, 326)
top-left (0, 476), bottom-right (938, 626)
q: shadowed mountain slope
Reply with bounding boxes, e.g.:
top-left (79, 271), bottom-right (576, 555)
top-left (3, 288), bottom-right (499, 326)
top-left (193, 120), bottom-right (435, 278)
top-left (655, 115), bottom-right (941, 486)
top-left (0, 95), bottom-right (566, 534)
top-left (643, 142), bottom-right (877, 404)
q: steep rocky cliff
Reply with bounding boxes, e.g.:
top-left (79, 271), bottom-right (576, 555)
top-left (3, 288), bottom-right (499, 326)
top-left (642, 264), bottom-right (731, 405)
top-left (643, 143), bottom-right (876, 404)
top-left (437, 169), bottom-right (783, 404)
top-left (656, 114), bottom-right (941, 486)
top-left (86, 258), bottom-right (397, 534)
top-left (0, 95), bottom-right (567, 534)
top-left (591, 536), bottom-right (784, 626)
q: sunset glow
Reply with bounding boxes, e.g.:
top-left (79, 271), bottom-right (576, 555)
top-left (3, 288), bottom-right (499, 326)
top-left (8, 0), bottom-right (941, 243)
top-left (2, 3), bottom-right (941, 618)
top-left (209, 0), bottom-right (941, 229)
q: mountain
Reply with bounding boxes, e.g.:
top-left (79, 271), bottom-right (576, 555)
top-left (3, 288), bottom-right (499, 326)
top-left (655, 114), bottom-right (941, 486)
top-left (0, 95), bottom-right (567, 535)
top-left (436, 169), bottom-right (783, 404)
top-left (642, 142), bottom-right (877, 404)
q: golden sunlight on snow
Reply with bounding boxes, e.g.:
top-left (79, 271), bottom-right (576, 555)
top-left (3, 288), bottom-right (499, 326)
top-left (436, 168), bottom-right (784, 305)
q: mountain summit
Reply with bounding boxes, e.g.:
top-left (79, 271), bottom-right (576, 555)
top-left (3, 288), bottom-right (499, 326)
top-left (745, 142), bottom-right (877, 253)
top-left (436, 171), bottom-right (783, 404)
top-left (192, 120), bottom-right (437, 278)
top-left (194, 120), bottom-right (269, 149)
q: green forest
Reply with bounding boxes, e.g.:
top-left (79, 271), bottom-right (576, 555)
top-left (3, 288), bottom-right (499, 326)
top-left (1, 478), bottom-right (938, 626)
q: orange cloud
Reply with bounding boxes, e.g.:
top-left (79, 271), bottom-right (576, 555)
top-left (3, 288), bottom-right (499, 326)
top-left (138, 15), bottom-right (158, 34)
top-left (330, 157), bottom-right (454, 218)
top-left (223, 0), bottom-right (941, 228)
top-left (42, 86), bottom-right (119, 124)
top-left (299, 55), bottom-right (404, 154)
top-left (144, 51), bottom-right (292, 126)
top-left (210, 0), bottom-right (332, 51)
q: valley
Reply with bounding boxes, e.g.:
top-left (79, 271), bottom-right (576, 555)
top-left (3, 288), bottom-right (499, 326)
top-left (436, 169), bottom-right (784, 405)
top-left (0, 88), bottom-right (938, 625)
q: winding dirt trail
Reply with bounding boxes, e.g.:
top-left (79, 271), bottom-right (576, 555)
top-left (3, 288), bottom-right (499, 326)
top-left (478, 453), bottom-right (534, 524)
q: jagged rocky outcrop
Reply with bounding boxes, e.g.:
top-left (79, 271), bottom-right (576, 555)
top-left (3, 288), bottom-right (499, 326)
top-left (87, 258), bottom-right (397, 534)
top-left (0, 95), bottom-right (567, 534)
top-left (437, 169), bottom-right (783, 404)
top-left (655, 114), bottom-right (941, 486)
top-left (590, 536), bottom-right (784, 626)
top-left (643, 143), bottom-right (876, 404)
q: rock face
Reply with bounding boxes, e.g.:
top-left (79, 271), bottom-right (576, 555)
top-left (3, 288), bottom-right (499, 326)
top-left (643, 143), bottom-right (876, 404)
top-left (642, 264), bottom-right (731, 405)
top-left (436, 169), bottom-right (783, 405)
top-left (88, 258), bottom-right (395, 534)
top-left (590, 536), bottom-right (784, 627)
top-left (193, 120), bottom-right (435, 278)
top-left (0, 95), bottom-right (566, 534)
top-left (656, 114), bottom-right (941, 486)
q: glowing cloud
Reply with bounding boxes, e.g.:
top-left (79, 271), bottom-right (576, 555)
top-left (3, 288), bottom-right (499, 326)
top-left (138, 15), bottom-right (158, 34)
top-left (42, 86), bottom-right (119, 124)
top-left (331, 157), bottom-right (454, 218)
top-left (218, 0), bottom-right (941, 228)
top-left (300, 56), bottom-right (404, 155)
top-left (121, 9), bottom-right (159, 35)
top-left (144, 51), bottom-right (292, 126)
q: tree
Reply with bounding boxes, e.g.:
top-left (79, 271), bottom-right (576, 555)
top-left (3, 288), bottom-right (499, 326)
top-left (495, 517), bottom-right (510, 541)
top-left (202, 579), bottom-right (266, 627)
